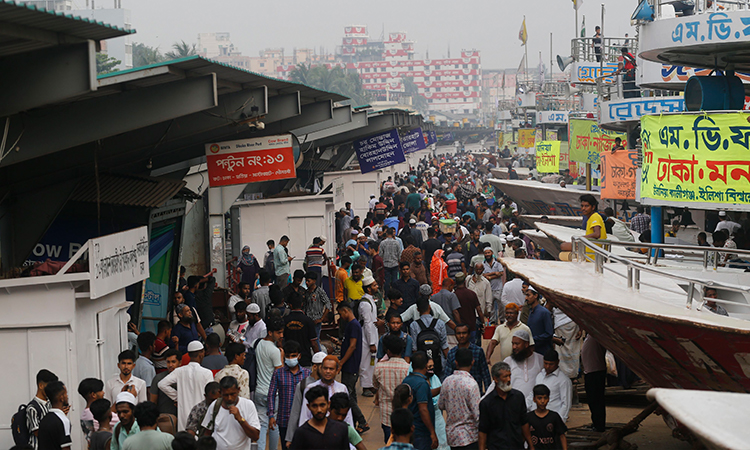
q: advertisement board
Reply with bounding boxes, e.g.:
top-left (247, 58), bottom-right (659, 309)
top-left (569, 119), bottom-right (627, 165)
top-left (600, 150), bottom-right (638, 200)
top-left (535, 141), bottom-right (561, 173)
top-left (518, 129), bottom-right (535, 149)
top-left (402, 127), bottom-right (427, 154)
top-left (354, 129), bottom-right (407, 174)
top-left (640, 112), bottom-right (750, 209)
top-left (205, 135), bottom-right (296, 187)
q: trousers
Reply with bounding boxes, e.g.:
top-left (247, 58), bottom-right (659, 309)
top-left (584, 370), bottom-right (607, 432)
top-left (340, 371), bottom-right (367, 427)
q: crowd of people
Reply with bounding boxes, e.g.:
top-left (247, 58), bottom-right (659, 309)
top-left (16, 151), bottom-right (618, 450)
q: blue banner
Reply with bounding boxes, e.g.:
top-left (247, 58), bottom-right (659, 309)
top-left (439, 132), bottom-right (455, 142)
top-left (424, 130), bottom-right (438, 146)
top-left (402, 127), bottom-right (427, 154)
top-left (354, 129), bottom-right (406, 174)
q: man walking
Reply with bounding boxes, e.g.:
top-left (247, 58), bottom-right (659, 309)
top-left (133, 332), bottom-right (157, 389)
top-left (268, 340), bottom-right (312, 445)
top-left (256, 316), bottom-right (285, 450)
top-left (274, 235), bottom-right (294, 290)
top-left (373, 334), bottom-right (411, 443)
top-left (439, 348), bottom-right (481, 450)
top-left (392, 261), bottom-right (421, 313)
top-left (403, 351), bottom-right (438, 450)
top-left (303, 271), bottom-right (332, 346)
top-left (360, 276), bottom-right (383, 398)
top-left (123, 402), bottom-right (174, 449)
top-left (478, 362), bottom-right (533, 450)
top-left (290, 386), bottom-right (350, 450)
top-left (525, 287), bottom-right (554, 356)
top-left (336, 302), bottom-right (369, 433)
top-left (467, 263), bottom-right (493, 322)
top-left (582, 335), bottom-right (607, 432)
top-left (201, 376), bottom-right (261, 449)
top-left (285, 293), bottom-right (320, 368)
top-left (215, 343), bottom-right (251, 399)
top-left (158, 341), bottom-right (214, 431)
top-left (533, 350), bottom-right (572, 422)
top-left (105, 350), bottom-right (147, 404)
top-left (26, 369), bottom-right (58, 450)
top-left (454, 272), bottom-right (485, 346)
top-left (380, 227), bottom-right (403, 294)
top-left (503, 330), bottom-right (544, 409)
top-left (445, 324), bottom-right (491, 394)
top-left (486, 304), bottom-right (534, 363)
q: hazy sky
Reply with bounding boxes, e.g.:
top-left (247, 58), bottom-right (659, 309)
top-left (120, 0), bottom-right (637, 70)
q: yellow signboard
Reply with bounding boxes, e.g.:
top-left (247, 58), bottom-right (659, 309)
top-left (569, 119), bottom-right (626, 164)
top-left (518, 129), bottom-right (535, 149)
top-left (641, 112), bottom-right (750, 208)
top-left (536, 141), bottom-right (561, 173)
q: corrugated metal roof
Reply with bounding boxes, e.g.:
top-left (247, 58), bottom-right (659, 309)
top-left (97, 55), bottom-right (348, 103)
top-left (0, 1), bottom-right (133, 57)
top-left (71, 174), bottom-right (186, 208)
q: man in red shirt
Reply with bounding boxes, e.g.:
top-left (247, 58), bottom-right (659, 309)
top-left (619, 47), bottom-right (638, 98)
top-left (453, 272), bottom-right (485, 346)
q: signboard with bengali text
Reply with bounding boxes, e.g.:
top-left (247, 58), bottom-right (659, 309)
top-left (89, 226), bottom-right (150, 299)
top-left (601, 150), bottom-right (638, 200)
top-left (205, 135), bottom-right (296, 187)
top-left (402, 127), bottom-right (427, 154)
top-left (569, 119), bottom-right (627, 165)
top-left (518, 129), bottom-right (535, 149)
top-left (536, 141), bottom-right (561, 173)
top-left (640, 112), bottom-right (750, 210)
top-left (354, 129), bottom-right (406, 174)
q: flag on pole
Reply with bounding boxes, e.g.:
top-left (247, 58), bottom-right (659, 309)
top-left (502, 71), bottom-right (506, 88)
top-left (572, 0), bottom-right (583, 10)
top-left (518, 18), bottom-right (528, 45)
top-left (517, 54), bottom-right (526, 74)
top-left (581, 16), bottom-right (586, 37)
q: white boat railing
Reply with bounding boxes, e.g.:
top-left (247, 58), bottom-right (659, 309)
top-left (572, 236), bottom-right (750, 311)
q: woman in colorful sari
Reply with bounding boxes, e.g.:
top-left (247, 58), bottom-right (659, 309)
top-left (430, 249), bottom-right (448, 295)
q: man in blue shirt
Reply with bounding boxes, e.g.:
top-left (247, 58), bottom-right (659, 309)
top-left (335, 302), bottom-right (369, 433)
top-left (525, 286), bottom-right (554, 355)
top-left (402, 351), bottom-right (437, 450)
top-left (392, 262), bottom-right (420, 313)
top-left (377, 312), bottom-right (413, 362)
top-left (172, 304), bottom-right (200, 354)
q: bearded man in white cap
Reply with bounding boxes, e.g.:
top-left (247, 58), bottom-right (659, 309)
top-left (360, 276), bottom-right (383, 397)
top-left (504, 329), bottom-right (544, 409)
top-left (158, 340), bottom-right (214, 431)
top-left (111, 392), bottom-right (139, 450)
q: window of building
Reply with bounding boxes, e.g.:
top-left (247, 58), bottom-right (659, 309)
top-left (463, 64), bottom-right (468, 68)
top-left (436, 76), bottom-right (441, 81)
top-left (435, 65), bottom-right (440, 69)
top-left (436, 87), bottom-right (441, 92)
top-left (260, 63), bottom-right (265, 67)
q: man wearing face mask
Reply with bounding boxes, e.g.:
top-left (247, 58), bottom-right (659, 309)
top-left (285, 352), bottom-right (326, 447)
top-left (268, 340), bottom-right (312, 447)
top-left (478, 362), bottom-right (534, 450)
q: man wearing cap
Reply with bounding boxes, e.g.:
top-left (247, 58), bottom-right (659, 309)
top-left (158, 341), bottom-right (215, 431)
top-left (111, 392), bottom-right (139, 450)
top-left (486, 304), bottom-right (534, 364)
top-left (359, 276), bottom-right (382, 398)
top-left (380, 227), bottom-right (402, 294)
top-left (285, 351), bottom-right (326, 445)
top-left (401, 284), bottom-right (456, 331)
top-left (716, 210), bottom-right (742, 235)
top-left (497, 330), bottom-right (544, 410)
top-left (533, 350), bottom-right (572, 422)
top-left (408, 218), bottom-right (424, 247)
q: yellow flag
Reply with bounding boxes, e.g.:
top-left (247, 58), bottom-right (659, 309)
top-left (518, 18), bottom-right (528, 45)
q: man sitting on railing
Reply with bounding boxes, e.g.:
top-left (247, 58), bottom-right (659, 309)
top-left (560, 195), bottom-right (607, 255)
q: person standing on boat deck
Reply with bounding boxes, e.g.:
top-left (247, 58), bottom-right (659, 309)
top-left (592, 26), bottom-right (602, 62)
top-left (629, 206), bottom-right (651, 235)
top-left (715, 211), bottom-right (742, 235)
top-left (524, 286), bottom-right (554, 356)
top-left (560, 194), bottom-right (607, 253)
top-left (581, 335), bottom-right (607, 433)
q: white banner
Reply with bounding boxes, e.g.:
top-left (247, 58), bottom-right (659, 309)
top-left (89, 227), bottom-right (150, 299)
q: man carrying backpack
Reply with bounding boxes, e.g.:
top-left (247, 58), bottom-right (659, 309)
top-left (13, 369), bottom-right (59, 449)
top-left (410, 297), bottom-right (449, 379)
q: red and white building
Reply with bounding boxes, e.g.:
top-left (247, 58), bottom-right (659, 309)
top-left (277, 29), bottom-right (482, 115)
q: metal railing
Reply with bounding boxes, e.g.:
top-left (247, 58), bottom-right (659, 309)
top-left (571, 236), bottom-right (750, 312)
top-left (652, 0), bottom-right (750, 19)
top-left (571, 37), bottom-right (637, 64)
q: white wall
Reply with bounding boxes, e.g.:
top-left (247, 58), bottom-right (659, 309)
top-left (0, 277), bottom-right (130, 449)
top-left (323, 170), bottom-right (381, 219)
top-left (236, 196), bottom-right (335, 275)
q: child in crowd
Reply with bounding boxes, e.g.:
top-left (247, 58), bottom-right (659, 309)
top-left (527, 384), bottom-right (568, 450)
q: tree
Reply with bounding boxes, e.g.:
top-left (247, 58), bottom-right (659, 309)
top-left (132, 42), bottom-right (165, 67)
top-left (165, 40), bottom-right (197, 60)
top-left (288, 64), bottom-right (372, 106)
top-left (288, 63), bottom-right (312, 85)
top-left (96, 53), bottom-right (121, 74)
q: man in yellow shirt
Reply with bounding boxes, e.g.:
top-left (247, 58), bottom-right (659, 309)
top-left (344, 264), bottom-right (365, 301)
top-left (561, 194), bottom-right (607, 253)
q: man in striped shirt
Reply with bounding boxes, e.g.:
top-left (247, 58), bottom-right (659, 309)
top-left (373, 334), bottom-right (411, 443)
top-left (304, 237), bottom-right (328, 283)
top-left (303, 272), bottom-right (332, 347)
top-left (268, 340), bottom-right (311, 446)
top-left (379, 227), bottom-right (403, 294)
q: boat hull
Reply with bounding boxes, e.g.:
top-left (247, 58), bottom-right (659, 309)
top-left (541, 286), bottom-right (750, 392)
top-left (489, 179), bottom-right (596, 217)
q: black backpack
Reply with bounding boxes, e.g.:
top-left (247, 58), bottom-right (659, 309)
top-left (11, 401), bottom-right (40, 446)
top-left (416, 318), bottom-right (443, 375)
top-left (242, 338), bottom-right (263, 394)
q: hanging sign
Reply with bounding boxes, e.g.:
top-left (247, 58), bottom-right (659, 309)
top-left (354, 129), bottom-right (406, 174)
top-left (518, 129), bottom-right (535, 149)
top-left (600, 150), bottom-right (638, 200)
top-left (402, 127), bottom-right (427, 154)
top-left (205, 135), bottom-right (296, 187)
top-left (535, 141), bottom-right (561, 173)
top-left (569, 119), bottom-right (627, 165)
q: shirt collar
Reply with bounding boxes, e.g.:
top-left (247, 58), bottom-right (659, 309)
top-left (544, 368), bottom-right (561, 378)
